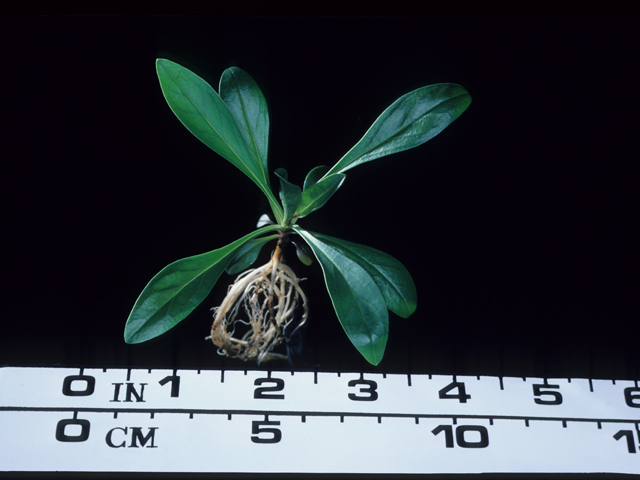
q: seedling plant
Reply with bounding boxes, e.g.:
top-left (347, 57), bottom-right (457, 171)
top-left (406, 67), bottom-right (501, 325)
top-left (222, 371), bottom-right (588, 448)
top-left (124, 59), bottom-right (471, 365)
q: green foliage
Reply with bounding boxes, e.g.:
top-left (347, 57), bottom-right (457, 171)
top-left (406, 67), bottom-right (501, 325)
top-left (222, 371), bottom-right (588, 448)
top-left (324, 83), bottom-right (472, 177)
top-left (124, 225), bottom-right (280, 344)
top-left (156, 59), bottom-right (283, 222)
top-left (126, 59), bottom-right (471, 365)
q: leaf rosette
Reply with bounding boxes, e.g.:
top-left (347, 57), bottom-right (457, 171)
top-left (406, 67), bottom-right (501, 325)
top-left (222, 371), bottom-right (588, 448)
top-left (125, 59), bottom-right (470, 365)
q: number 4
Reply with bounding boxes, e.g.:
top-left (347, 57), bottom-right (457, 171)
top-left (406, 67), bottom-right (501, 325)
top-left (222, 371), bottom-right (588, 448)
top-left (439, 381), bottom-right (471, 403)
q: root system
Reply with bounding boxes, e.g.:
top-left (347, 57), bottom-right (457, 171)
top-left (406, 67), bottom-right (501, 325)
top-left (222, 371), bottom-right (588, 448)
top-left (210, 247), bottom-right (308, 363)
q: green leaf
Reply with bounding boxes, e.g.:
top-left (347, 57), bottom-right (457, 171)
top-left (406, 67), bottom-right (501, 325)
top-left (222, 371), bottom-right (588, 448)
top-left (303, 165), bottom-right (329, 191)
top-left (309, 233), bottom-right (417, 318)
top-left (219, 67), bottom-right (270, 184)
top-left (124, 225), bottom-right (281, 344)
top-left (274, 168), bottom-right (301, 224)
top-left (325, 83), bottom-right (471, 176)
top-left (156, 59), bottom-right (283, 222)
top-left (225, 235), bottom-right (277, 275)
top-left (296, 173), bottom-right (345, 218)
top-left (294, 227), bottom-right (388, 365)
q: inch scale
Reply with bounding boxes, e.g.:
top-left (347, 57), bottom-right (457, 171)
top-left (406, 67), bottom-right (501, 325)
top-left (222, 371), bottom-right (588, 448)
top-left (0, 366), bottom-right (638, 475)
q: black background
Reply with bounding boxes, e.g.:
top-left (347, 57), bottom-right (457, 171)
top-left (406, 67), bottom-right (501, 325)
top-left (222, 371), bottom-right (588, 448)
top-left (2, 15), bottom-right (639, 479)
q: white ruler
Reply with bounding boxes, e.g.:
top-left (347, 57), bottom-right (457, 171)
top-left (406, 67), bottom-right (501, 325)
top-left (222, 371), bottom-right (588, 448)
top-left (0, 366), bottom-right (638, 474)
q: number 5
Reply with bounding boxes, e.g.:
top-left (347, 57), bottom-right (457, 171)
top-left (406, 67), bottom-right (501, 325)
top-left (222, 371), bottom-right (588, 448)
top-left (251, 420), bottom-right (282, 444)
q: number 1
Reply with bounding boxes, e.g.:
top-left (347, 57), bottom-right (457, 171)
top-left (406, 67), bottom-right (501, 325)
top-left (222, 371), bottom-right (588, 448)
top-left (614, 430), bottom-right (637, 454)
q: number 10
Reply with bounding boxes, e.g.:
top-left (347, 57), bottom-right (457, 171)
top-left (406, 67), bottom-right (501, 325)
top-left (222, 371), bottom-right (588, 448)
top-left (432, 425), bottom-right (489, 448)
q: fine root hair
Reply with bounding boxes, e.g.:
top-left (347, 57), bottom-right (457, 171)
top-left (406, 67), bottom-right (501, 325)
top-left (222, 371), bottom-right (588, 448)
top-left (210, 256), bottom-right (308, 363)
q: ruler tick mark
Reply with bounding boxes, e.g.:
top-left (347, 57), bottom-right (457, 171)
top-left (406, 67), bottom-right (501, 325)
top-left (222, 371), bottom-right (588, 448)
top-left (4, 366), bottom-right (637, 475)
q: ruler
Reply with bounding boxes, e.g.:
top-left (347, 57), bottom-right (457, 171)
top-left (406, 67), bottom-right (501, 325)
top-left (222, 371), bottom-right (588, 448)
top-left (0, 366), bottom-right (638, 474)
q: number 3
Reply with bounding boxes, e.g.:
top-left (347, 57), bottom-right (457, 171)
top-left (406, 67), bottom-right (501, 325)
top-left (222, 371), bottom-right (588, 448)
top-left (348, 379), bottom-right (378, 401)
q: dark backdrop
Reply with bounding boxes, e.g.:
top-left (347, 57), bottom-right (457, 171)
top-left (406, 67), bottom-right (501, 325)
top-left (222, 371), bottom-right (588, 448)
top-left (3, 17), bottom-right (638, 383)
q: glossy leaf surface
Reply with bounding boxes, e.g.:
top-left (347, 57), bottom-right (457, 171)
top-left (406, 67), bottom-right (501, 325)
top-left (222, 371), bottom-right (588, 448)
top-left (309, 233), bottom-right (416, 318)
top-left (303, 165), bottom-right (329, 191)
top-left (326, 83), bottom-right (471, 176)
top-left (219, 67), bottom-right (270, 183)
top-left (295, 227), bottom-right (388, 365)
top-left (296, 173), bottom-right (346, 218)
top-left (156, 59), bottom-right (282, 221)
top-left (225, 235), bottom-right (277, 275)
top-left (125, 225), bottom-right (280, 344)
top-left (274, 168), bottom-right (301, 224)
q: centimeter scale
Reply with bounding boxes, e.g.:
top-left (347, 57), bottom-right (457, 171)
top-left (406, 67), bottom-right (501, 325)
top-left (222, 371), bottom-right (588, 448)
top-left (0, 366), bottom-right (638, 474)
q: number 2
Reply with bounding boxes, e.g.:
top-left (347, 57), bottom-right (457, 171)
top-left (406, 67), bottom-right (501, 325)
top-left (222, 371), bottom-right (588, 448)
top-left (254, 377), bottom-right (285, 399)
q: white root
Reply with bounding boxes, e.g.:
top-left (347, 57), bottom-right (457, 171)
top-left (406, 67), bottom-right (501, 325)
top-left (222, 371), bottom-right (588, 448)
top-left (210, 253), bottom-right (308, 363)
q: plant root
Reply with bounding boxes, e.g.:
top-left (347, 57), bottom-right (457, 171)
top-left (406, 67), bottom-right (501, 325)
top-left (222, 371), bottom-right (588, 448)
top-left (210, 253), bottom-right (308, 363)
